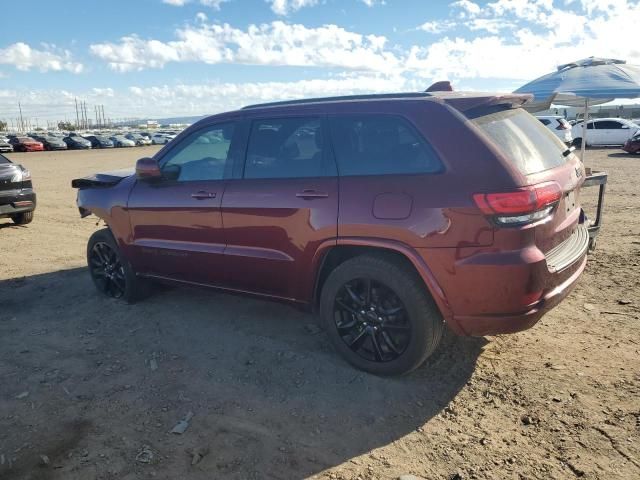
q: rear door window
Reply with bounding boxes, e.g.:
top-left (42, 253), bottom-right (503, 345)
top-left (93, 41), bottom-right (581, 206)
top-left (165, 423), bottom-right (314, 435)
top-left (597, 120), bottom-right (623, 129)
top-left (472, 108), bottom-right (568, 175)
top-left (328, 115), bottom-right (442, 176)
top-left (244, 117), bottom-right (328, 179)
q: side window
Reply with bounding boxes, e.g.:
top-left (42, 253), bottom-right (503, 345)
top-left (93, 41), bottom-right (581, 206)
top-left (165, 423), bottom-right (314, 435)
top-left (329, 115), bottom-right (443, 176)
top-left (244, 117), bottom-right (326, 179)
top-left (161, 122), bottom-right (235, 182)
top-left (538, 119), bottom-right (551, 126)
top-left (597, 120), bottom-right (620, 129)
top-left (586, 122), bottom-right (595, 130)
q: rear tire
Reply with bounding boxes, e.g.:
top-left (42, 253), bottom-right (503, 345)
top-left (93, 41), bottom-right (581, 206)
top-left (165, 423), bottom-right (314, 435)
top-left (573, 138), bottom-right (582, 148)
top-left (87, 228), bottom-right (149, 303)
top-left (11, 211), bottom-right (34, 225)
top-left (319, 254), bottom-right (443, 376)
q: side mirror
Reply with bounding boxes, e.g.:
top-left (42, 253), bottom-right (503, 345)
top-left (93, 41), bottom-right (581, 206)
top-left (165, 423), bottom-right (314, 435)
top-left (136, 157), bottom-right (161, 179)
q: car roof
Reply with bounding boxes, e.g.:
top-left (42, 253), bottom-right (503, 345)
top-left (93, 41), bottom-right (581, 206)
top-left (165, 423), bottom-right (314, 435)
top-left (585, 117), bottom-right (633, 122)
top-left (240, 90), bottom-right (532, 114)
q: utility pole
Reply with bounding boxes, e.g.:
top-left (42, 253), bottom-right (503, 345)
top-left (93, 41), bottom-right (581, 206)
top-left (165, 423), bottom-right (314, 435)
top-left (75, 98), bottom-right (80, 129)
top-left (18, 102), bottom-right (24, 133)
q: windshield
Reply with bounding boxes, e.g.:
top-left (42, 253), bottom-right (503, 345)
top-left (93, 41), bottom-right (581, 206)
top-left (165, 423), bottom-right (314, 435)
top-left (0, 153), bottom-right (10, 164)
top-left (472, 108), bottom-right (569, 175)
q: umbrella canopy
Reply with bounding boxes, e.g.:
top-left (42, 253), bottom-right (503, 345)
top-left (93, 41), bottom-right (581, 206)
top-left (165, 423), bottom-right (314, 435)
top-left (514, 57), bottom-right (640, 161)
top-left (514, 57), bottom-right (640, 111)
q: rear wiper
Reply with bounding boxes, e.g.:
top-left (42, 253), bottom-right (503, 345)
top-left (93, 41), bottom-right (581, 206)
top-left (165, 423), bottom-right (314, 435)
top-left (562, 146), bottom-right (576, 157)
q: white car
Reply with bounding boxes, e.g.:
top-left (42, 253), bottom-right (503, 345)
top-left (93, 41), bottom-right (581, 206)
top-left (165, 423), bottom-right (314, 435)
top-left (109, 135), bottom-right (136, 148)
top-left (571, 118), bottom-right (640, 147)
top-left (125, 133), bottom-right (152, 146)
top-left (536, 116), bottom-right (573, 145)
top-left (151, 134), bottom-right (175, 145)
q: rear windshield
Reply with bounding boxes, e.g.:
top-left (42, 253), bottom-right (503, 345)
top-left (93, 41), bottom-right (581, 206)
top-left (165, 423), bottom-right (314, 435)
top-left (472, 108), bottom-right (568, 175)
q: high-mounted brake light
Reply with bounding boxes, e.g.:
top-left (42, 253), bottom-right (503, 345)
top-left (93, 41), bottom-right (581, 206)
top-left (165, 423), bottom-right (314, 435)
top-left (473, 182), bottom-right (562, 226)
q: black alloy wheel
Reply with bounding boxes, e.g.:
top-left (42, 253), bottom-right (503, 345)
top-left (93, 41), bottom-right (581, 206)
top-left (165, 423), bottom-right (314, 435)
top-left (89, 241), bottom-right (127, 298)
top-left (333, 277), bottom-right (411, 363)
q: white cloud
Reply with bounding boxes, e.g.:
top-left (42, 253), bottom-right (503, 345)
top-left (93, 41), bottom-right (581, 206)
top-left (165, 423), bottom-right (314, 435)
top-left (418, 20), bottom-right (456, 34)
top-left (90, 21), bottom-right (399, 73)
top-left (410, 0), bottom-right (640, 83)
top-left (361, 0), bottom-right (385, 6)
top-left (0, 73), bottom-right (409, 121)
top-left (199, 0), bottom-right (228, 9)
top-left (0, 43), bottom-right (83, 74)
top-left (450, 0), bottom-right (481, 17)
top-left (163, 0), bottom-right (228, 8)
top-left (268, 0), bottom-right (319, 15)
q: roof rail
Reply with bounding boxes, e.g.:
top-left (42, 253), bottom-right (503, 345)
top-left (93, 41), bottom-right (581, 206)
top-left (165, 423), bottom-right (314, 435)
top-left (241, 92), bottom-right (433, 110)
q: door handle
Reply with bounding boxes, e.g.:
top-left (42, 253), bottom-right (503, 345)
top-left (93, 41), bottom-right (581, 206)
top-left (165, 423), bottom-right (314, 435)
top-left (191, 191), bottom-right (216, 199)
top-left (296, 190), bottom-right (329, 200)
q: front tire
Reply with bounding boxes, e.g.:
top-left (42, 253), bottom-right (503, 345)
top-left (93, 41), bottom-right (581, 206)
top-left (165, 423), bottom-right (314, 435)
top-left (320, 254), bottom-right (443, 376)
top-left (87, 228), bottom-right (147, 303)
top-left (11, 211), bottom-right (34, 225)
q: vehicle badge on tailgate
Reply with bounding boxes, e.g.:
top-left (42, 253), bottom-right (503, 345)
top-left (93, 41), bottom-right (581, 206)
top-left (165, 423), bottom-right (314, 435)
top-left (575, 166), bottom-right (583, 178)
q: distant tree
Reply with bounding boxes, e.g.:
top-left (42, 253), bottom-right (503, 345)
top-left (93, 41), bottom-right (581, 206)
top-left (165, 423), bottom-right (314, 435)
top-left (58, 121), bottom-right (76, 131)
top-left (0, 120), bottom-right (6, 131)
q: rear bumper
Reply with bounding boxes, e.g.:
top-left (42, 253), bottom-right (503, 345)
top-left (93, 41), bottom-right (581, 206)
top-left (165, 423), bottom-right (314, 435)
top-left (451, 253), bottom-right (586, 336)
top-left (0, 190), bottom-right (36, 217)
top-left (419, 224), bottom-right (589, 336)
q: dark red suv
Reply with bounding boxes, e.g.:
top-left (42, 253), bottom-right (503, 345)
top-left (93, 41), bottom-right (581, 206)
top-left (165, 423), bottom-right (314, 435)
top-left (73, 90), bottom-right (588, 375)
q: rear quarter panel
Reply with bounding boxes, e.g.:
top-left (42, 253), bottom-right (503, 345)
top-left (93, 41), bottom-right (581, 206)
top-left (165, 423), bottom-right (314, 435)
top-left (332, 99), bottom-right (519, 249)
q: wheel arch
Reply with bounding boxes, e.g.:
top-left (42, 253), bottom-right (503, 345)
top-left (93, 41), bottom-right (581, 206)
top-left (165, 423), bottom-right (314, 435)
top-left (311, 238), bottom-right (453, 324)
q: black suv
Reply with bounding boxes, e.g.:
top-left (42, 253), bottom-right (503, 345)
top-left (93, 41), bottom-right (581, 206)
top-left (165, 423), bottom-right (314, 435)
top-left (0, 154), bottom-right (35, 225)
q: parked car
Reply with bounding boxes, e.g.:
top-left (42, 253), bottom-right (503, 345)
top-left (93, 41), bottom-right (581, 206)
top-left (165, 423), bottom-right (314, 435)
top-left (572, 118), bottom-right (640, 146)
top-left (125, 133), bottom-right (151, 146)
top-left (110, 135), bottom-right (136, 148)
top-left (73, 89), bottom-right (589, 376)
top-left (0, 153), bottom-right (35, 224)
top-left (64, 135), bottom-right (92, 150)
top-left (0, 138), bottom-right (13, 153)
top-left (622, 132), bottom-right (640, 154)
top-left (85, 135), bottom-right (114, 149)
top-left (32, 135), bottom-right (68, 151)
top-left (536, 115), bottom-right (573, 145)
top-left (151, 133), bottom-right (172, 145)
top-left (9, 136), bottom-right (44, 152)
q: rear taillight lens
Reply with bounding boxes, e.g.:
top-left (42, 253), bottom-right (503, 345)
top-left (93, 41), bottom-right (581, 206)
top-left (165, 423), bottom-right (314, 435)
top-left (473, 182), bottom-right (562, 226)
top-left (556, 119), bottom-right (570, 130)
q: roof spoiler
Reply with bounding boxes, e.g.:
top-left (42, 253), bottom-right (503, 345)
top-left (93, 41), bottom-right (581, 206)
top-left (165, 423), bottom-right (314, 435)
top-left (425, 81), bottom-right (453, 92)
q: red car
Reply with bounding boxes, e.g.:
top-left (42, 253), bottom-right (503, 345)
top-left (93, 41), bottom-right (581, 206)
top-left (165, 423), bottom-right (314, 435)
top-left (9, 136), bottom-right (44, 152)
top-left (73, 89), bottom-right (588, 375)
top-left (622, 133), bottom-right (640, 153)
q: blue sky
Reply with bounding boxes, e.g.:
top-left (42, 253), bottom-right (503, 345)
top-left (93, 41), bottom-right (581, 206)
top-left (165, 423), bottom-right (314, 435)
top-left (0, 0), bottom-right (638, 123)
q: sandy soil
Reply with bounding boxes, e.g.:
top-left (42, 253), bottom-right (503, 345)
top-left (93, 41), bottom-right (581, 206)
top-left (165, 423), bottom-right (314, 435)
top-left (0, 146), bottom-right (638, 480)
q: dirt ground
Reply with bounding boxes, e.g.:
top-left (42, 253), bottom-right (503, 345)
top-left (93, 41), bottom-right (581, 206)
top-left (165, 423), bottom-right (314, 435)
top-left (0, 146), bottom-right (638, 480)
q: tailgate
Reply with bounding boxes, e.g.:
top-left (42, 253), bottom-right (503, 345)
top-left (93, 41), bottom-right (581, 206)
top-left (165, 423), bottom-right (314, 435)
top-left (472, 108), bottom-right (585, 256)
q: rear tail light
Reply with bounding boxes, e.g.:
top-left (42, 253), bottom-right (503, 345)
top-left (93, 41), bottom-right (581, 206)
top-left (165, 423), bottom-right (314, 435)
top-left (473, 182), bottom-right (562, 226)
top-left (556, 119), bottom-right (570, 130)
